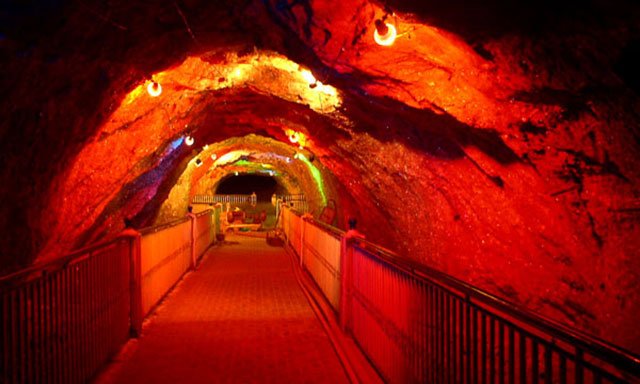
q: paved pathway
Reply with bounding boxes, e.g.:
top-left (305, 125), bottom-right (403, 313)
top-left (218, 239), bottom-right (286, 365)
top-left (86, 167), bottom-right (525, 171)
top-left (96, 235), bottom-right (349, 384)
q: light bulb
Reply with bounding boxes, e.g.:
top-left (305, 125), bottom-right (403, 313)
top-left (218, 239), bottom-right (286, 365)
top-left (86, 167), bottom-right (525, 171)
top-left (373, 20), bottom-right (397, 46)
top-left (185, 136), bottom-right (195, 146)
top-left (289, 132), bottom-right (300, 144)
top-left (147, 81), bottom-right (162, 97)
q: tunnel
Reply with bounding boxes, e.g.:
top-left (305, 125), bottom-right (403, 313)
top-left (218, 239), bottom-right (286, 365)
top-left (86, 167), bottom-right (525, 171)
top-left (1, 0), bottom-right (639, 378)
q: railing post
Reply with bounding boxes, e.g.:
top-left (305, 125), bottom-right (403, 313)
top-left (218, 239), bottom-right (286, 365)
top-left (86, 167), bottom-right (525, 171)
top-left (187, 213), bottom-right (196, 270)
top-left (300, 215), bottom-right (306, 267)
top-left (339, 236), bottom-right (354, 333)
top-left (122, 230), bottom-right (142, 337)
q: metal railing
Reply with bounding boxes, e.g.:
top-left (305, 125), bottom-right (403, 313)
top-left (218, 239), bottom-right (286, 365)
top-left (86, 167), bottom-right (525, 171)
top-left (280, 206), bottom-right (640, 384)
top-left (192, 194), bottom-right (256, 206)
top-left (0, 209), bottom-right (218, 383)
top-left (278, 194), bottom-right (308, 213)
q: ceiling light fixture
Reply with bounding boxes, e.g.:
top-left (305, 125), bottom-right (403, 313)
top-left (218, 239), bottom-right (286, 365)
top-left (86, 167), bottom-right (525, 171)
top-left (374, 19), bottom-right (397, 46)
top-left (147, 81), bottom-right (162, 97)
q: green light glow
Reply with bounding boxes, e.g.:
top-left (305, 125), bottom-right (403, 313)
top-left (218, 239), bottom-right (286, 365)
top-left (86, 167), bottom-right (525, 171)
top-left (298, 154), bottom-right (327, 205)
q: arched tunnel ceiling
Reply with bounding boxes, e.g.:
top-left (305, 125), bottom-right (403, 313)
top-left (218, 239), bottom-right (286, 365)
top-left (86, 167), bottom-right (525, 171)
top-left (1, 0), bottom-right (639, 353)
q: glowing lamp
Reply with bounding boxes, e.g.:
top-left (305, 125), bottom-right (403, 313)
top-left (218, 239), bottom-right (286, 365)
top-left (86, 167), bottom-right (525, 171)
top-left (211, 154), bottom-right (217, 161)
top-left (203, 144), bottom-right (209, 150)
top-left (147, 81), bottom-right (162, 97)
top-left (185, 136), bottom-right (195, 146)
top-left (234, 171), bottom-right (239, 176)
top-left (300, 69), bottom-right (317, 85)
top-left (289, 131), bottom-right (300, 144)
top-left (195, 158), bottom-right (203, 167)
top-left (373, 20), bottom-right (397, 46)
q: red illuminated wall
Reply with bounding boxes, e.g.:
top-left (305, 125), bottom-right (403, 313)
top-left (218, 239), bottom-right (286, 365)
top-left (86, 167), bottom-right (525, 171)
top-left (1, 0), bottom-right (638, 353)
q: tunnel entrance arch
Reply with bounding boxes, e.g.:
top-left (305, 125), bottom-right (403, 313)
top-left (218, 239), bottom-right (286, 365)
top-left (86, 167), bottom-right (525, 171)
top-left (215, 174), bottom-right (287, 203)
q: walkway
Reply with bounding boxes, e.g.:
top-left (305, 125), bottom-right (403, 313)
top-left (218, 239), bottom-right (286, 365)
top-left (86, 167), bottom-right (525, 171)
top-left (96, 235), bottom-right (349, 384)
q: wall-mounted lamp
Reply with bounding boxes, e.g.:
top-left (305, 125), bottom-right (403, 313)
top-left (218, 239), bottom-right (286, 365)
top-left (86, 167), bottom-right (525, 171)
top-left (234, 171), bottom-right (239, 176)
top-left (289, 131), bottom-right (300, 144)
top-left (374, 19), bottom-right (397, 46)
top-left (147, 81), bottom-right (162, 97)
top-left (185, 136), bottom-right (195, 146)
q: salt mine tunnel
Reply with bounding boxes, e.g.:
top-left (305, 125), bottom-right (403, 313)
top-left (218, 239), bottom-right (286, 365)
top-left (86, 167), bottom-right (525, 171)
top-left (1, 0), bottom-right (640, 374)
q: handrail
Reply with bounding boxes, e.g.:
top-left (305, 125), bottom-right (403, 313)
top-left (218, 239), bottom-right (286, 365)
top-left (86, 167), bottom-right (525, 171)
top-left (283, 206), bottom-right (640, 380)
top-left (302, 215), bottom-right (345, 240)
top-left (139, 216), bottom-right (190, 235)
top-left (195, 209), bottom-right (213, 218)
top-left (353, 239), bottom-right (640, 374)
top-left (0, 236), bottom-right (129, 287)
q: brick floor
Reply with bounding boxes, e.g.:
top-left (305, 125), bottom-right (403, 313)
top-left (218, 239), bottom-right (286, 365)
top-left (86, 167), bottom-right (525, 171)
top-left (96, 235), bottom-right (349, 384)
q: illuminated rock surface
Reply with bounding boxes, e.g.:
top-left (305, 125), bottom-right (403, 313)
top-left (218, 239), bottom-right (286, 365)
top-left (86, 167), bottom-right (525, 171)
top-left (1, 0), bottom-right (639, 352)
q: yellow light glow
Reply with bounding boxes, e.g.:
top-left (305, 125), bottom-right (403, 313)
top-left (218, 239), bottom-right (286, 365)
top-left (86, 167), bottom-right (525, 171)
top-left (289, 132), bottom-right (300, 144)
top-left (124, 85), bottom-right (144, 105)
top-left (374, 22), bottom-right (397, 46)
top-left (185, 136), bottom-right (195, 146)
top-left (147, 81), bottom-right (162, 97)
top-left (300, 69), bottom-right (317, 85)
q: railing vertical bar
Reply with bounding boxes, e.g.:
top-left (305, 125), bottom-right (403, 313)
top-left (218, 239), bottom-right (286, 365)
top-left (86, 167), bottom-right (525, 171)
top-left (70, 265), bottom-right (78, 384)
top-left (544, 345), bottom-right (552, 384)
top-left (9, 289), bottom-right (16, 383)
top-left (1, 291), bottom-right (6, 383)
top-left (499, 321), bottom-right (505, 384)
top-left (472, 306), bottom-right (478, 384)
top-left (452, 296), bottom-right (458, 383)
top-left (509, 327), bottom-right (515, 384)
top-left (20, 285), bottom-right (26, 383)
top-left (481, 312), bottom-right (487, 384)
top-left (519, 332), bottom-right (527, 384)
top-left (447, 294), bottom-right (453, 384)
top-left (430, 284), bottom-right (436, 384)
top-left (459, 298), bottom-right (466, 384)
top-left (532, 340), bottom-right (539, 383)
top-left (52, 273), bottom-right (59, 384)
top-left (576, 349), bottom-right (584, 384)
top-left (490, 316), bottom-right (496, 384)
top-left (28, 281), bottom-right (36, 384)
top-left (36, 279), bottom-right (43, 384)
top-left (559, 354), bottom-right (567, 384)
top-left (466, 296), bottom-right (472, 384)
top-left (437, 288), bottom-right (443, 384)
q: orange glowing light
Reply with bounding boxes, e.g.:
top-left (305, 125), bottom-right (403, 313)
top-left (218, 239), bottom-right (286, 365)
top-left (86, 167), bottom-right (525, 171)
top-left (147, 81), bottom-right (162, 97)
top-left (185, 136), bottom-right (195, 146)
top-left (373, 20), bottom-right (397, 46)
top-left (289, 132), bottom-right (300, 144)
top-left (300, 69), bottom-right (317, 85)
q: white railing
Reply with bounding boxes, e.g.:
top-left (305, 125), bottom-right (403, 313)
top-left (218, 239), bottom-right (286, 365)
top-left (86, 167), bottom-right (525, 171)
top-left (192, 194), bottom-right (256, 206)
top-left (280, 205), bottom-right (640, 384)
top-left (0, 209), bottom-right (218, 383)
